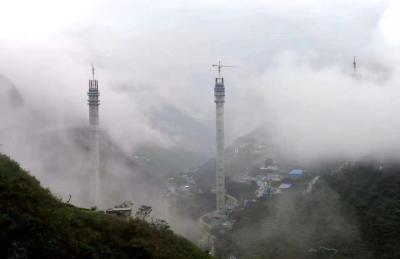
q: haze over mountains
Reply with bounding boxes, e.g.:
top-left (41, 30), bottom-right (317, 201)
top-left (2, 1), bottom-right (400, 164)
top-left (0, 74), bottom-right (208, 215)
top-left (2, 1), bottom-right (400, 258)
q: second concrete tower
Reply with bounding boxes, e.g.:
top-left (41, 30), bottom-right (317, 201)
top-left (214, 76), bottom-right (225, 214)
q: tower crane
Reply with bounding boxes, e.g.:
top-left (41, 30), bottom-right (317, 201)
top-left (212, 61), bottom-right (239, 77)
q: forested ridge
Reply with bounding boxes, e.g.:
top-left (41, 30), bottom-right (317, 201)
top-left (0, 154), bottom-right (211, 259)
top-left (326, 162), bottom-right (400, 259)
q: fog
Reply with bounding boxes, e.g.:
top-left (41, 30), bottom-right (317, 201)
top-left (226, 181), bottom-right (371, 258)
top-left (1, 0), bottom-right (399, 149)
top-left (1, 0), bottom-right (400, 244)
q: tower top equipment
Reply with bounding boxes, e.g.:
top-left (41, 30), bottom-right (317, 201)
top-left (212, 61), bottom-right (239, 78)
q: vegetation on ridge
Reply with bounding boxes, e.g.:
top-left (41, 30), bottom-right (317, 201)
top-left (0, 154), bottom-right (211, 259)
top-left (326, 163), bottom-right (400, 259)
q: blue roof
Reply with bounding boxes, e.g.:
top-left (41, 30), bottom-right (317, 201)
top-left (289, 169), bottom-right (303, 175)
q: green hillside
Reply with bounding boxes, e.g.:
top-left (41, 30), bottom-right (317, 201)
top-left (0, 154), bottom-right (211, 259)
top-left (217, 181), bottom-right (371, 259)
top-left (326, 162), bottom-right (400, 259)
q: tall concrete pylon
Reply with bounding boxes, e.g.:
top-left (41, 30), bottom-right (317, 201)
top-left (88, 65), bottom-right (100, 206)
top-left (214, 75), bottom-right (225, 214)
top-left (212, 61), bottom-right (237, 214)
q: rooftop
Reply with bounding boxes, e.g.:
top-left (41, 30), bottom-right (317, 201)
top-left (278, 183), bottom-right (292, 189)
top-left (289, 169), bottom-right (303, 175)
top-left (106, 207), bottom-right (132, 212)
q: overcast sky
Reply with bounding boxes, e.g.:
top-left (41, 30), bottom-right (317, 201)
top-left (1, 0), bottom-right (400, 158)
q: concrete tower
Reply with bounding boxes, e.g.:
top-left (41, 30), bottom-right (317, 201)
top-left (212, 61), bottom-right (235, 214)
top-left (88, 65), bottom-right (100, 206)
top-left (214, 75), bottom-right (225, 214)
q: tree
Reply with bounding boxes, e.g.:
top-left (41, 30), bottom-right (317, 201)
top-left (151, 218), bottom-right (170, 231)
top-left (265, 158), bottom-right (274, 167)
top-left (115, 201), bottom-right (133, 208)
top-left (135, 205), bottom-right (152, 220)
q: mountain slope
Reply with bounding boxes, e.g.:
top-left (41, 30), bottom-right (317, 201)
top-left (326, 162), bottom-right (400, 259)
top-left (0, 74), bottom-right (24, 108)
top-left (0, 154), bottom-right (211, 259)
top-left (217, 179), bottom-right (371, 259)
top-left (149, 105), bottom-right (213, 154)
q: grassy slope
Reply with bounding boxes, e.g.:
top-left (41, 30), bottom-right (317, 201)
top-left (0, 154), bottom-right (211, 259)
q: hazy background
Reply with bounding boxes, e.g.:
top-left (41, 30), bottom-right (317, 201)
top-left (1, 0), bottom-right (400, 209)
